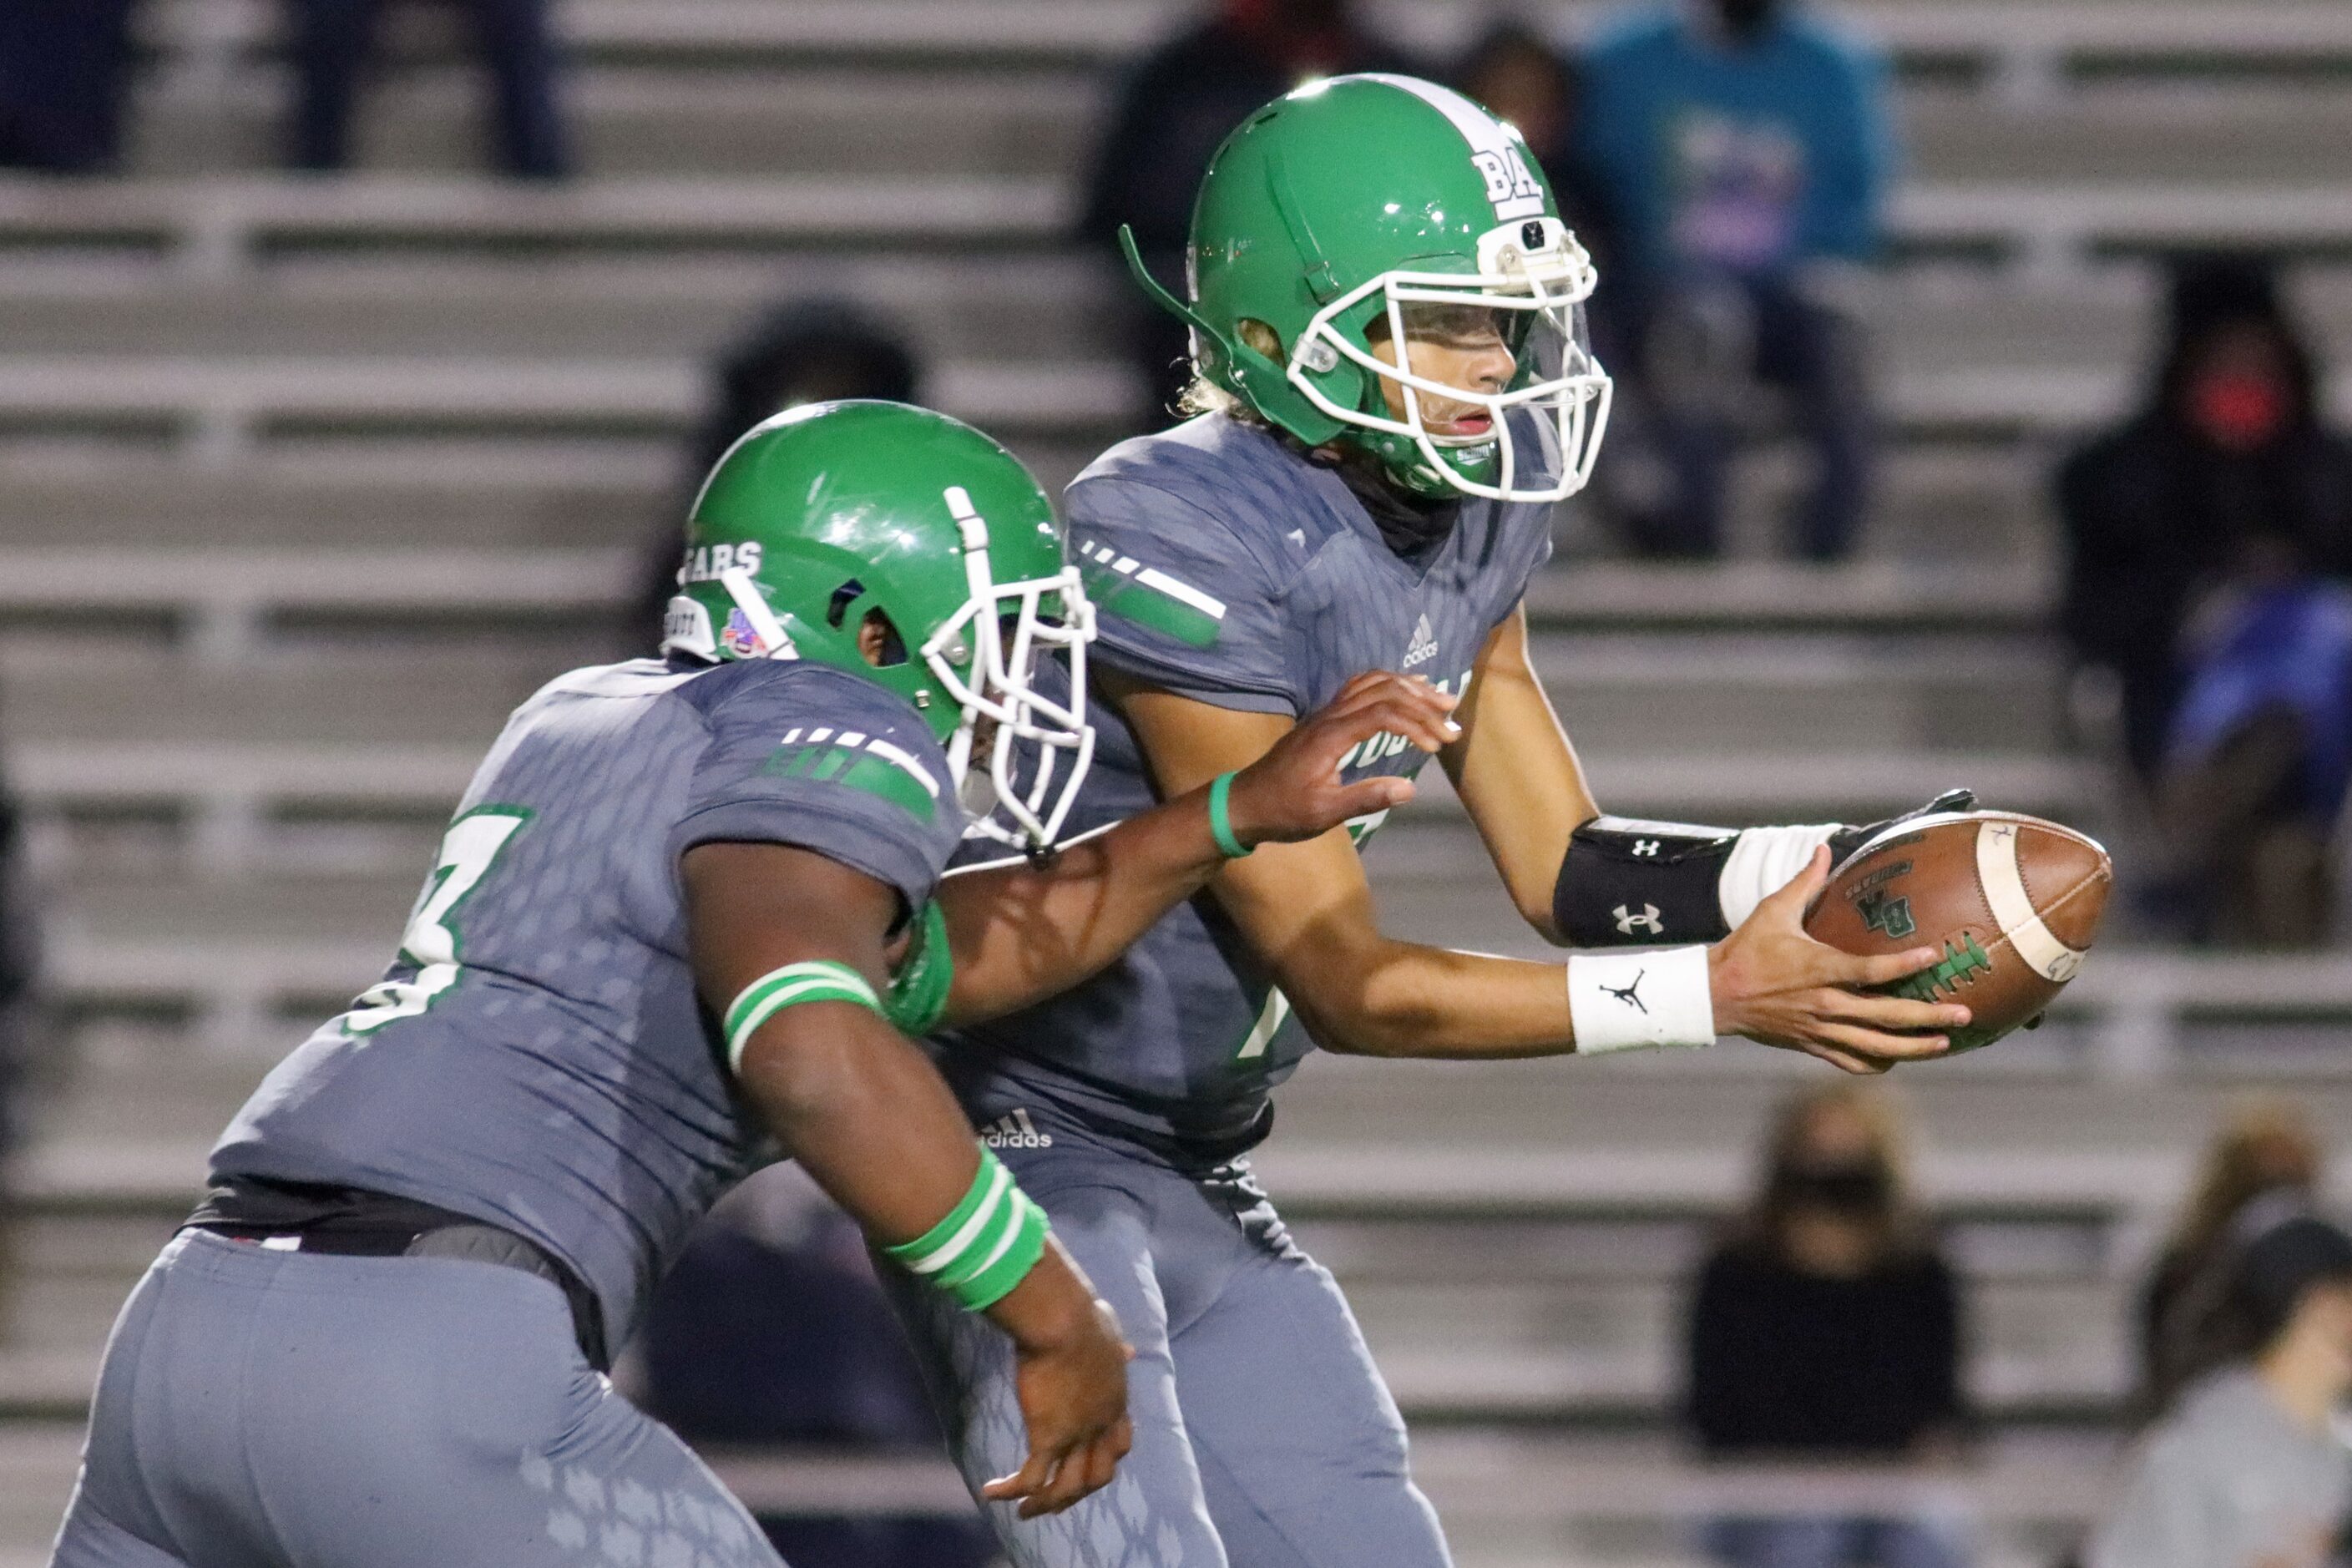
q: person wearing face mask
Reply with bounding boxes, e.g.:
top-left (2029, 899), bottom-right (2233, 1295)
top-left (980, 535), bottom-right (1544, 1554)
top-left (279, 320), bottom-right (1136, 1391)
top-left (2057, 256), bottom-right (2352, 947)
top-left (2089, 1205), bottom-right (2352, 1568)
top-left (1687, 1085), bottom-right (1967, 1568)
top-left (1573, 0), bottom-right (1894, 559)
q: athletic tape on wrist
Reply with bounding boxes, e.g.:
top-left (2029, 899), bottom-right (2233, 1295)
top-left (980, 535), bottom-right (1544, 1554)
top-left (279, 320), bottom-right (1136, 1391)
top-left (1567, 945), bottom-right (1716, 1055)
top-left (1207, 772), bottom-right (1252, 860)
top-left (723, 959), bottom-right (883, 1074)
top-left (883, 1146), bottom-right (1053, 1312)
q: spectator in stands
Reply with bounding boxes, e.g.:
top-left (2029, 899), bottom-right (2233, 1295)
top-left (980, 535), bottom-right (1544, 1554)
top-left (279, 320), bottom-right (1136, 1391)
top-left (2137, 1098), bottom-right (2325, 1423)
top-left (629, 299), bottom-right (923, 654)
top-left (285, 0), bottom-right (569, 179)
top-left (2058, 256), bottom-right (2352, 948)
top-left (1077, 0), bottom-right (1419, 427)
top-left (1688, 1085), bottom-right (1966, 1568)
top-left (2089, 1205), bottom-right (2352, 1568)
top-left (0, 0), bottom-right (139, 172)
top-left (638, 1166), bottom-right (994, 1568)
top-left (1573, 0), bottom-right (1894, 561)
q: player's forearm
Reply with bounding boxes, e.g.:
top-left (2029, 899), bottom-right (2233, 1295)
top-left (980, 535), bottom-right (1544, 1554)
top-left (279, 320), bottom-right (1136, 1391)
top-left (933, 784), bottom-right (1226, 1027)
top-left (737, 1009), bottom-right (1000, 1243)
top-left (1286, 938), bottom-right (1581, 1060)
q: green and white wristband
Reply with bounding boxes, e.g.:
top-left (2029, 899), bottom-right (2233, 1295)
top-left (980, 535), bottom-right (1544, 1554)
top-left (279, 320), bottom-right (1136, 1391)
top-left (883, 1146), bottom-right (1052, 1312)
top-left (723, 959), bottom-right (883, 1073)
top-left (1566, 944), bottom-right (1717, 1055)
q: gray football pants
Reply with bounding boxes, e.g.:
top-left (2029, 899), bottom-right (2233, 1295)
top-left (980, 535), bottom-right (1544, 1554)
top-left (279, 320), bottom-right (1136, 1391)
top-left (881, 1143), bottom-right (1451, 1568)
top-left (50, 1229), bottom-right (780, 1568)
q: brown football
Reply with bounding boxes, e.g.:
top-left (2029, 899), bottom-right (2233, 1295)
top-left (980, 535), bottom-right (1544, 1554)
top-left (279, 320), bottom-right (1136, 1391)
top-left (1803, 812), bottom-right (2113, 1054)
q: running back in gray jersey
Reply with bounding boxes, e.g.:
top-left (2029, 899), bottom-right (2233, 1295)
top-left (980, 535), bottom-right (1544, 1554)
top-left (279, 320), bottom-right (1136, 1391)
top-left (936, 413), bottom-right (1558, 1159)
top-left (211, 657), bottom-right (963, 1343)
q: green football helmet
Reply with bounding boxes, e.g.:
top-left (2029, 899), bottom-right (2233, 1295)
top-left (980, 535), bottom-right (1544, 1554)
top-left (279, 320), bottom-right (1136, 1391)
top-left (1122, 73), bottom-right (1611, 503)
top-left (661, 400), bottom-right (1096, 851)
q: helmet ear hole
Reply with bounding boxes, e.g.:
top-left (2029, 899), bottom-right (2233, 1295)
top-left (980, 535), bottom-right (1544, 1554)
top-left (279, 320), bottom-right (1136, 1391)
top-left (857, 608), bottom-right (908, 668)
top-left (1237, 318), bottom-right (1283, 360)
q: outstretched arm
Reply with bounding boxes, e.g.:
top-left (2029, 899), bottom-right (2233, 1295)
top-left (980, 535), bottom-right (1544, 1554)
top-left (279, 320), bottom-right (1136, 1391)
top-left (931, 671), bottom-right (1459, 1028)
top-left (1448, 604), bottom-right (1973, 950)
top-left (685, 842), bottom-right (1130, 1518)
top-left (1109, 674), bottom-right (1972, 1074)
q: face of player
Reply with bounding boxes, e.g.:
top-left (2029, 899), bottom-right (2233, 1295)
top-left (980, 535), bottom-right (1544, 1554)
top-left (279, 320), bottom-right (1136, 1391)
top-left (1365, 304), bottom-right (1522, 441)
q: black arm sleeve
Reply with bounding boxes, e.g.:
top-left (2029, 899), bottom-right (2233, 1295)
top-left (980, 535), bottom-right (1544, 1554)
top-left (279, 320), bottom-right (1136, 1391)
top-left (1552, 817), bottom-right (1741, 948)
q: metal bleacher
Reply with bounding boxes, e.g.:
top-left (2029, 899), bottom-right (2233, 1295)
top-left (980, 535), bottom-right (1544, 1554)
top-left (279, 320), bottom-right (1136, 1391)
top-left (3, 3), bottom-right (2352, 1564)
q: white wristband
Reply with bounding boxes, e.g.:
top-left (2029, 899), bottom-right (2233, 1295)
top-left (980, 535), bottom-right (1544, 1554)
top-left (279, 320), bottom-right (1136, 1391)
top-left (1568, 945), bottom-right (1717, 1055)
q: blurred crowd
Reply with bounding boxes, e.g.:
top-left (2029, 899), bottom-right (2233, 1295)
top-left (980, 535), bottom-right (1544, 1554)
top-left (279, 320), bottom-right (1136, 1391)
top-left (0, 0), bottom-right (564, 176)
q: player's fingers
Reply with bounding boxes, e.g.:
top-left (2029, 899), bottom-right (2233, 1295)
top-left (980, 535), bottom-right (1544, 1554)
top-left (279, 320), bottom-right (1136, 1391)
top-left (1331, 776), bottom-right (1415, 817)
top-left (979, 1449), bottom-right (1056, 1505)
top-left (1313, 684), bottom-right (1459, 747)
top-left (1813, 1019), bottom-right (1951, 1063)
top-left (1827, 990), bottom-right (1969, 1033)
top-left (1752, 845), bottom-right (1831, 922)
top-left (1812, 1042), bottom-right (1895, 1075)
top-left (1027, 1444), bottom-right (1100, 1517)
top-left (1829, 945), bottom-right (1948, 989)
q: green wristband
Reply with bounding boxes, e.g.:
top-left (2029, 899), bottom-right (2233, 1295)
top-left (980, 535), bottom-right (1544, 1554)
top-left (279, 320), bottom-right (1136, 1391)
top-left (723, 959), bottom-right (882, 1074)
top-left (1207, 771), bottom-right (1252, 860)
top-left (883, 898), bottom-right (953, 1039)
top-left (883, 1146), bottom-right (1053, 1312)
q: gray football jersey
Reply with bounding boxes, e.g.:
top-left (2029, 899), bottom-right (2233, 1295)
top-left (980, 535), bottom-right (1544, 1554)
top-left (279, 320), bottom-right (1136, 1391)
top-left (936, 413), bottom-right (1558, 1158)
top-left (211, 657), bottom-right (963, 1343)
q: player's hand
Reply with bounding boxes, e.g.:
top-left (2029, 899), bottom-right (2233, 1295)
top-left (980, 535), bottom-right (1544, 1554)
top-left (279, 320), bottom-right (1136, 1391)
top-left (983, 1272), bottom-right (1135, 1519)
top-left (1220, 671), bottom-right (1460, 847)
top-left (1709, 846), bottom-right (1970, 1075)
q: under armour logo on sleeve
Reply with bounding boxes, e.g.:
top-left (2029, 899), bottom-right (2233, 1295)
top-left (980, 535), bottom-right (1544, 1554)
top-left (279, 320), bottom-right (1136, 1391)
top-left (1613, 903), bottom-right (1663, 936)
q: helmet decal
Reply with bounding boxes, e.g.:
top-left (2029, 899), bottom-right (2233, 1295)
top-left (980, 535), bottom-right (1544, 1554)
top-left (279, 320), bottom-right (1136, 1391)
top-left (1361, 73), bottom-right (1550, 223)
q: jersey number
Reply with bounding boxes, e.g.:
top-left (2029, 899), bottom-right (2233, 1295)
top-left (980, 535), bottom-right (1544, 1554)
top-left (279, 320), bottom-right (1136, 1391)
top-left (343, 806), bottom-right (534, 1035)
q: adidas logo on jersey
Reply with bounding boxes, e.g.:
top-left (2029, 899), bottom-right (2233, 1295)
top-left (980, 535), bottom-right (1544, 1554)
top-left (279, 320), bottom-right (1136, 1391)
top-left (979, 1109), bottom-right (1053, 1150)
top-left (1401, 615), bottom-right (1440, 669)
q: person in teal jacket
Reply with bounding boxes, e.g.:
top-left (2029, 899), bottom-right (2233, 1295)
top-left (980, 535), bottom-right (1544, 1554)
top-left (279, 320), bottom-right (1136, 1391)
top-left (1575, 0), bottom-right (1895, 559)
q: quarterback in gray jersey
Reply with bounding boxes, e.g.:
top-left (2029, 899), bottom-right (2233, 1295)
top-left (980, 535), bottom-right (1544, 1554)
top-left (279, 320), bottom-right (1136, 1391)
top-left (48, 402), bottom-right (1459, 1568)
top-left (890, 77), bottom-right (1975, 1568)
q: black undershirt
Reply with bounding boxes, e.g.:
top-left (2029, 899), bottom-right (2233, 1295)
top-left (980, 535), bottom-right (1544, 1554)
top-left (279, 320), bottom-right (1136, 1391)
top-left (1304, 439), bottom-right (1462, 560)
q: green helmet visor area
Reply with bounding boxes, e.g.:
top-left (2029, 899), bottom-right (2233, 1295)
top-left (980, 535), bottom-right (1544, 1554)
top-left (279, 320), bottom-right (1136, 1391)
top-left (919, 486), bottom-right (1098, 852)
top-left (1291, 216), bottom-right (1614, 502)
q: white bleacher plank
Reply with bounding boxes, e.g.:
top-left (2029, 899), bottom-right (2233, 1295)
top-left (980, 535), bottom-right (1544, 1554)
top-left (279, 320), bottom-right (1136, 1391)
top-left (0, 546), bottom-right (631, 657)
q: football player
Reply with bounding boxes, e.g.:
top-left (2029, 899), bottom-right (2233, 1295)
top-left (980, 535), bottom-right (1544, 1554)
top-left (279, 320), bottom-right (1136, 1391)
top-left (47, 402), bottom-right (1461, 1568)
top-left (883, 76), bottom-right (1976, 1566)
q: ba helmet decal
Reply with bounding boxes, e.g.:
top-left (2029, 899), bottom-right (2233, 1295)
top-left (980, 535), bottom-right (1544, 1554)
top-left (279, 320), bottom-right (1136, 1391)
top-left (1361, 73), bottom-right (1550, 222)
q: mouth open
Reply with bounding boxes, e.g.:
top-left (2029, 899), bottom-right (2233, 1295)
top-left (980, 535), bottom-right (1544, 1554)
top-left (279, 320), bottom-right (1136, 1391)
top-left (1425, 411), bottom-right (1494, 441)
